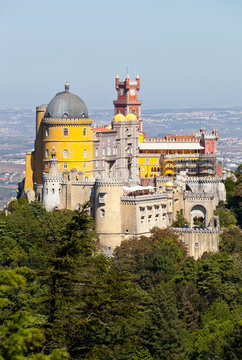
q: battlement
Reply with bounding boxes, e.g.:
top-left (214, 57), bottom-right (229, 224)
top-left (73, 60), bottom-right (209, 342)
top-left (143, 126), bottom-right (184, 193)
top-left (42, 118), bottom-right (92, 125)
top-left (184, 192), bottom-right (215, 199)
top-left (95, 179), bottom-right (124, 187)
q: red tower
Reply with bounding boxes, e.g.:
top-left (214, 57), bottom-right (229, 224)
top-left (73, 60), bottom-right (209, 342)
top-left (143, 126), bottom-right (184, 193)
top-left (113, 73), bottom-right (142, 131)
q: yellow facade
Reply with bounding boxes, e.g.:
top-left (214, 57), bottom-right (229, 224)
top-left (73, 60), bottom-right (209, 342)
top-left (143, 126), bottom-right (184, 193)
top-left (138, 152), bottom-right (161, 178)
top-left (25, 110), bottom-right (94, 191)
top-left (42, 118), bottom-right (93, 176)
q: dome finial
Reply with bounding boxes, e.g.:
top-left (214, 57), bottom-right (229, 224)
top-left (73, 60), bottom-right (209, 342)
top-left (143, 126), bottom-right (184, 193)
top-left (65, 81), bottom-right (70, 92)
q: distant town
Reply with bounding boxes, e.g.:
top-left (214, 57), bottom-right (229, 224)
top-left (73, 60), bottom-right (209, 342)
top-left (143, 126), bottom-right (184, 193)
top-left (0, 106), bottom-right (241, 209)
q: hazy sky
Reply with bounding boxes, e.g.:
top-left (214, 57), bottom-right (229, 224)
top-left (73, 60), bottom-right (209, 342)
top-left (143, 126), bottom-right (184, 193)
top-left (1, 0), bottom-right (242, 108)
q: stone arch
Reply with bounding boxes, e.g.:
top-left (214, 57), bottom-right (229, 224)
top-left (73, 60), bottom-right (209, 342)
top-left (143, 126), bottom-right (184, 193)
top-left (190, 205), bottom-right (206, 227)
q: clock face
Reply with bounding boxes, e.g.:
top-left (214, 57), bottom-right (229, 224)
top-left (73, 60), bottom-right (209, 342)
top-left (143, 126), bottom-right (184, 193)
top-left (130, 89), bottom-right (136, 96)
top-left (120, 88), bottom-right (125, 96)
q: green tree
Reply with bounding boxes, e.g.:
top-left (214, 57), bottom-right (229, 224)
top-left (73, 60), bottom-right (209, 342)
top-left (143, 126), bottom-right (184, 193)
top-left (219, 226), bottom-right (242, 255)
top-left (113, 228), bottom-right (186, 290)
top-left (197, 252), bottom-right (241, 305)
top-left (141, 283), bottom-right (188, 360)
top-left (38, 204), bottom-right (97, 351)
top-left (214, 202), bottom-right (237, 227)
top-left (172, 210), bottom-right (189, 228)
top-left (66, 255), bottom-right (148, 360)
top-left (189, 300), bottom-right (242, 360)
top-left (0, 268), bottom-right (69, 360)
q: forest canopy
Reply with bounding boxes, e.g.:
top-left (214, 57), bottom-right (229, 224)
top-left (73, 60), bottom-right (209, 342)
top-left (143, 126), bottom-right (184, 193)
top-left (0, 165), bottom-right (241, 359)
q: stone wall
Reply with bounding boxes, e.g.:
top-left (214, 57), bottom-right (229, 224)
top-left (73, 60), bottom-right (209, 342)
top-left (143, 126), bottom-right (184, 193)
top-left (173, 228), bottom-right (219, 260)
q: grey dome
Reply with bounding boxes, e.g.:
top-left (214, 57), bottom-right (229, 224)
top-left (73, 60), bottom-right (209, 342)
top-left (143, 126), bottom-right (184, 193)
top-left (44, 83), bottom-right (89, 119)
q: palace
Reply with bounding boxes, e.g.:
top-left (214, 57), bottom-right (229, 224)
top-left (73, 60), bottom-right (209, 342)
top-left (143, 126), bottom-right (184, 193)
top-left (22, 75), bottom-right (225, 258)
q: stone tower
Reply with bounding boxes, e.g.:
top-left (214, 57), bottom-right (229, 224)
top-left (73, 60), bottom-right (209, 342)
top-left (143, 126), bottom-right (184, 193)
top-left (113, 73), bottom-right (142, 131)
top-left (42, 148), bottom-right (63, 211)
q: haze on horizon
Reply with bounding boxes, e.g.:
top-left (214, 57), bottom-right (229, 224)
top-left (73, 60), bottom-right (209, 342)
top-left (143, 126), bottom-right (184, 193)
top-left (1, 0), bottom-right (242, 109)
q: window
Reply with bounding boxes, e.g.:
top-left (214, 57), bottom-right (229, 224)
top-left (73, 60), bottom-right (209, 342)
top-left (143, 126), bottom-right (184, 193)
top-left (95, 160), bottom-right (98, 168)
top-left (102, 147), bottom-right (105, 156)
top-left (140, 207), bottom-right (145, 218)
top-left (83, 162), bottom-right (87, 169)
top-left (63, 149), bottom-right (68, 158)
top-left (45, 163), bottom-right (49, 169)
top-left (52, 188), bottom-right (55, 194)
top-left (95, 147), bottom-right (98, 157)
top-left (83, 149), bottom-right (87, 158)
top-left (76, 203), bottom-right (81, 210)
top-left (141, 220), bottom-right (144, 230)
top-left (148, 219), bottom-right (151, 229)
top-left (155, 205), bottom-right (160, 216)
top-left (195, 242), bottom-right (199, 249)
top-left (45, 128), bottom-right (49, 137)
top-left (98, 193), bottom-right (106, 204)
top-left (154, 167), bottom-right (157, 172)
top-left (148, 206), bottom-right (152, 217)
top-left (100, 208), bottom-right (105, 218)
top-left (63, 128), bottom-right (69, 136)
top-left (63, 163), bottom-right (68, 169)
top-left (45, 149), bottom-right (49, 158)
top-left (107, 146), bottom-right (111, 155)
top-left (83, 128), bottom-right (87, 136)
top-left (46, 188), bottom-right (48, 194)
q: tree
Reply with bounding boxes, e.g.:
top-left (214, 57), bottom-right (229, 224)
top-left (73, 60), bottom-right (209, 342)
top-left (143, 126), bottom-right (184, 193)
top-left (67, 256), bottom-right (148, 360)
top-left (141, 283), bottom-right (188, 360)
top-left (214, 202), bottom-right (237, 227)
top-left (219, 226), bottom-right (242, 255)
top-left (37, 204), bottom-right (97, 351)
top-left (0, 268), bottom-right (69, 360)
top-left (113, 228), bottom-right (186, 290)
top-left (189, 300), bottom-right (242, 360)
top-left (172, 210), bottom-right (189, 228)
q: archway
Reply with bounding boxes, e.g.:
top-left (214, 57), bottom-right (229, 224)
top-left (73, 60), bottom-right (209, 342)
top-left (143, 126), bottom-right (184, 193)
top-left (190, 205), bottom-right (206, 227)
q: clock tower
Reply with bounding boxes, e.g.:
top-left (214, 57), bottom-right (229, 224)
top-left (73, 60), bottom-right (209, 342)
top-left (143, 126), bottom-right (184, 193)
top-left (113, 73), bottom-right (143, 131)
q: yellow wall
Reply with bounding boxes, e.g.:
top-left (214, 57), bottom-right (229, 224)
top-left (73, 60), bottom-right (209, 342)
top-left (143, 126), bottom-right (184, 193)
top-left (138, 154), bottom-right (161, 178)
top-left (42, 121), bottom-right (93, 177)
top-left (25, 152), bottom-right (34, 190)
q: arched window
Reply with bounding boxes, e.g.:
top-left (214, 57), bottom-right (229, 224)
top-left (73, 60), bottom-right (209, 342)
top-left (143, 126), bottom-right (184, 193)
top-left (83, 128), bottom-right (87, 136)
top-left (157, 167), bottom-right (160, 172)
top-left (83, 149), bottom-right (87, 158)
top-left (45, 149), bottom-right (49, 158)
top-left (63, 128), bottom-right (68, 136)
top-left (151, 167), bottom-right (154, 173)
top-left (154, 167), bottom-right (156, 172)
top-left (45, 128), bottom-right (49, 137)
top-left (76, 203), bottom-right (81, 210)
top-left (100, 209), bottom-right (105, 218)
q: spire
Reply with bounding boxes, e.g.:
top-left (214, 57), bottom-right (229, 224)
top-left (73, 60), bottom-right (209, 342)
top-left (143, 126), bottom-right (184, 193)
top-left (65, 81), bottom-right (70, 92)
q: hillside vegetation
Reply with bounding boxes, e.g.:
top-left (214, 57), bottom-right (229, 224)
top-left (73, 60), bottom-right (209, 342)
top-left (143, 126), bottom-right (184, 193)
top-left (0, 166), bottom-right (241, 359)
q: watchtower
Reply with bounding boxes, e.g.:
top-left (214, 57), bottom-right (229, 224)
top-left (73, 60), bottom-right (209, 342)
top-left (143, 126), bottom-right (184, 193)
top-left (113, 73), bottom-right (142, 131)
